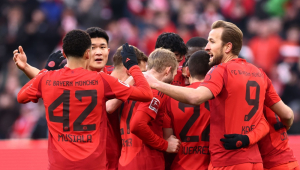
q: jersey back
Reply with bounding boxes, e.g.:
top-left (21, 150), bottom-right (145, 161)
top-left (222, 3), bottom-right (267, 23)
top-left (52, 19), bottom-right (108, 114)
top-left (119, 89), bottom-right (167, 170)
top-left (258, 106), bottom-right (297, 169)
top-left (167, 82), bottom-right (210, 170)
top-left (32, 67), bottom-right (133, 169)
top-left (201, 58), bottom-right (268, 167)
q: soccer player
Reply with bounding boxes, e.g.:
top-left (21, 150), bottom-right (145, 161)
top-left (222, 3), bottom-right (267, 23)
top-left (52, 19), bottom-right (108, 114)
top-left (181, 37), bottom-right (209, 86)
top-left (17, 29), bottom-right (153, 170)
top-left (164, 50), bottom-right (211, 170)
top-left (258, 106), bottom-right (299, 170)
top-left (118, 48), bottom-right (181, 170)
top-left (145, 20), bottom-right (294, 169)
top-left (13, 27), bottom-right (112, 78)
top-left (185, 37), bottom-right (208, 60)
top-left (13, 27), bottom-right (121, 170)
top-left (105, 45), bottom-right (148, 170)
top-left (155, 32), bottom-right (188, 86)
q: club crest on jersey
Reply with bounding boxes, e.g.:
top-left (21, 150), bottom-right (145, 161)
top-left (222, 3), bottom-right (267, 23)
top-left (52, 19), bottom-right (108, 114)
top-left (149, 97), bottom-right (160, 113)
top-left (118, 79), bottom-right (130, 87)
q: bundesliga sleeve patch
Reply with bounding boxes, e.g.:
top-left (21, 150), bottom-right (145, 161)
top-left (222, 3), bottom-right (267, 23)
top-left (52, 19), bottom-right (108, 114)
top-left (118, 79), bottom-right (130, 87)
top-left (149, 97), bottom-right (160, 113)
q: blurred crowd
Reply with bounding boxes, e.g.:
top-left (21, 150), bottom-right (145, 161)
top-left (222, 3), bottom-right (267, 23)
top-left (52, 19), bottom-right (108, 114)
top-left (0, 0), bottom-right (300, 139)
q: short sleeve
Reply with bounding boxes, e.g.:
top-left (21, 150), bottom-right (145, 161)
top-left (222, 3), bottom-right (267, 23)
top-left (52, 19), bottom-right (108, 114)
top-left (200, 65), bottom-right (225, 97)
top-left (136, 90), bottom-right (164, 119)
top-left (100, 73), bottom-right (134, 102)
top-left (263, 71), bottom-right (281, 107)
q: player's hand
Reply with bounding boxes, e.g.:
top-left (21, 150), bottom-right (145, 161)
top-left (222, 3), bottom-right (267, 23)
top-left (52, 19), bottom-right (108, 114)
top-left (166, 135), bottom-right (181, 153)
top-left (13, 46), bottom-right (27, 71)
top-left (45, 50), bottom-right (67, 70)
top-left (220, 134), bottom-right (249, 150)
top-left (144, 72), bottom-right (160, 89)
top-left (121, 43), bottom-right (138, 70)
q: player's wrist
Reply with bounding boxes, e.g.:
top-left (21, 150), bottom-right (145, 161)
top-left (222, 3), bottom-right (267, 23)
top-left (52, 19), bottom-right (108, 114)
top-left (128, 65), bottom-right (140, 73)
top-left (22, 63), bottom-right (30, 72)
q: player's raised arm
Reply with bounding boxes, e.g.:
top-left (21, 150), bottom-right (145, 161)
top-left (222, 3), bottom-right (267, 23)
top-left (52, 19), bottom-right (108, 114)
top-left (121, 43), bottom-right (153, 101)
top-left (17, 70), bottom-right (47, 103)
top-left (13, 46), bottom-right (40, 79)
top-left (13, 46), bottom-right (67, 79)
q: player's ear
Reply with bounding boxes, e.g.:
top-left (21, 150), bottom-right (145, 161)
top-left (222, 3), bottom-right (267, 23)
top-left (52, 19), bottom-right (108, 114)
top-left (62, 51), bottom-right (67, 58)
top-left (225, 42), bottom-right (232, 54)
top-left (126, 70), bottom-right (131, 76)
top-left (164, 66), bottom-right (171, 76)
top-left (186, 67), bottom-right (191, 77)
top-left (85, 49), bottom-right (90, 60)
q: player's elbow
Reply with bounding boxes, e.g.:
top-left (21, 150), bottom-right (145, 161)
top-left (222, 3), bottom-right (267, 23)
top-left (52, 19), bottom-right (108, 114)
top-left (17, 95), bottom-right (26, 103)
top-left (285, 108), bottom-right (294, 124)
top-left (187, 95), bottom-right (203, 105)
top-left (130, 121), bottom-right (142, 136)
top-left (141, 90), bottom-right (153, 102)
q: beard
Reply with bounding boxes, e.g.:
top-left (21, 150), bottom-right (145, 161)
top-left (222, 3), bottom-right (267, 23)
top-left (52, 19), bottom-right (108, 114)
top-left (162, 74), bottom-right (174, 84)
top-left (209, 51), bottom-right (223, 67)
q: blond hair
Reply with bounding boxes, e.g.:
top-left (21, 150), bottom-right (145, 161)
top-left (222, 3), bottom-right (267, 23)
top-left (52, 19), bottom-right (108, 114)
top-left (147, 48), bottom-right (178, 73)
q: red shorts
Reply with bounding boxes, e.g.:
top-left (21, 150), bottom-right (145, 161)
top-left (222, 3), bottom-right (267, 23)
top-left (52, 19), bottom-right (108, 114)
top-left (264, 161), bottom-right (300, 170)
top-left (208, 162), bottom-right (263, 170)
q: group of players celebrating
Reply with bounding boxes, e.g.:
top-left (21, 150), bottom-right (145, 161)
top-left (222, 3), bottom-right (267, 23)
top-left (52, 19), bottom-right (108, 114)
top-left (13, 20), bottom-right (299, 170)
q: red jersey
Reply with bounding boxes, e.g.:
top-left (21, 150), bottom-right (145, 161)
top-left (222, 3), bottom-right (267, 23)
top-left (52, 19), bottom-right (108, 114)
top-left (118, 89), bottom-right (167, 170)
top-left (172, 70), bottom-right (186, 86)
top-left (106, 110), bottom-right (122, 170)
top-left (200, 58), bottom-right (278, 167)
top-left (17, 66), bottom-right (151, 170)
top-left (258, 106), bottom-right (297, 169)
top-left (104, 67), bottom-right (121, 170)
top-left (166, 82), bottom-right (210, 170)
top-left (103, 65), bottom-right (114, 75)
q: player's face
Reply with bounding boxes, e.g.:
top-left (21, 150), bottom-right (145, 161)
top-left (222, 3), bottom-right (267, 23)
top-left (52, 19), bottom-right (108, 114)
top-left (182, 67), bottom-right (190, 86)
top-left (163, 67), bottom-right (177, 84)
top-left (174, 51), bottom-right (184, 63)
top-left (205, 28), bottom-right (225, 67)
top-left (138, 61), bottom-right (147, 72)
top-left (185, 47), bottom-right (202, 60)
top-left (88, 37), bottom-right (110, 72)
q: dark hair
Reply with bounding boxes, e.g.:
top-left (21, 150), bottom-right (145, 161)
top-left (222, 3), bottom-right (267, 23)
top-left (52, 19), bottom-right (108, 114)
top-left (62, 29), bottom-right (91, 58)
top-left (86, 27), bottom-right (109, 44)
top-left (186, 37), bottom-right (208, 48)
top-left (211, 20), bottom-right (243, 55)
top-left (113, 45), bottom-right (148, 67)
top-left (188, 51), bottom-right (211, 79)
top-left (155, 32), bottom-right (187, 56)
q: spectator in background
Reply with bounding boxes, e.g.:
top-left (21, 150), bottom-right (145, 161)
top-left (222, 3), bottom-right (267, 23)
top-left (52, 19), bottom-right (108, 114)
top-left (280, 26), bottom-right (300, 64)
top-left (0, 61), bottom-right (21, 139)
top-left (248, 19), bottom-right (282, 75)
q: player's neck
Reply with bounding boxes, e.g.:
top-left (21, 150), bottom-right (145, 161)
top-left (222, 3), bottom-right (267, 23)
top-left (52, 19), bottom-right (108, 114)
top-left (189, 77), bottom-right (204, 84)
top-left (221, 53), bottom-right (238, 63)
top-left (66, 57), bottom-right (87, 69)
top-left (147, 69), bottom-right (164, 81)
top-left (111, 68), bottom-right (129, 81)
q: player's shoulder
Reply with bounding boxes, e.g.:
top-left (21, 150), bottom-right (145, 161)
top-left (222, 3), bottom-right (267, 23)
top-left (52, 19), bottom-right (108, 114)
top-left (152, 89), bottom-right (167, 100)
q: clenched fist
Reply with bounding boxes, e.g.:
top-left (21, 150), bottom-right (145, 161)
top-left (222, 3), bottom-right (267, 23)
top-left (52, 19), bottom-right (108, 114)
top-left (166, 135), bottom-right (181, 153)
